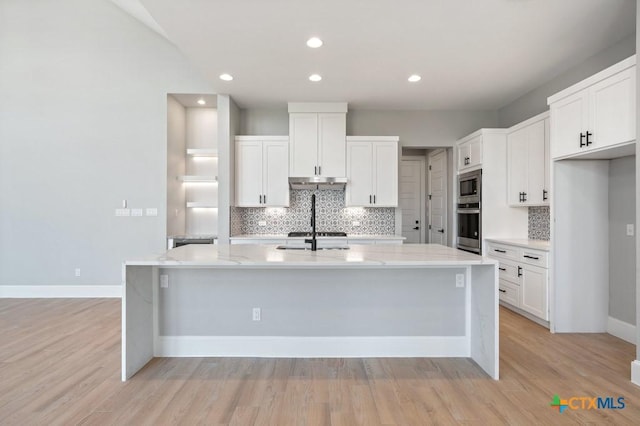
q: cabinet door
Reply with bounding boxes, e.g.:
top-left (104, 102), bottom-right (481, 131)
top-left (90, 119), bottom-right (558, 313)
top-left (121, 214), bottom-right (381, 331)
top-left (550, 90), bottom-right (589, 159)
top-left (318, 113), bottom-right (346, 177)
top-left (372, 142), bottom-right (398, 206)
top-left (345, 142), bottom-right (373, 206)
top-left (507, 127), bottom-right (528, 206)
top-left (589, 67), bottom-right (636, 151)
top-left (543, 118), bottom-right (550, 204)
top-left (520, 264), bottom-right (548, 320)
top-left (236, 141), bottom-right (263, 207)
top-left (457, 142), bottom-right (471, 171)
top-left (468, 136), bottom-right (483, 168)
top-left (289, 113), bottom-right (318, 177)
top-left (263, 141), bottom-right (289, 207)
top-left (526, 119), bottom-right (546, 205)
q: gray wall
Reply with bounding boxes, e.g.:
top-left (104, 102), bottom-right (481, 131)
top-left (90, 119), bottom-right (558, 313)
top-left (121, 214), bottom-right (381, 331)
top-left (498, 34), bottom-right (636, 128)
top-left (239, 109), bottom-right (500, 148)
top-left (609, 156), bottom-right (636, 325)
top-left (0, 0), bottom-right (211, 286)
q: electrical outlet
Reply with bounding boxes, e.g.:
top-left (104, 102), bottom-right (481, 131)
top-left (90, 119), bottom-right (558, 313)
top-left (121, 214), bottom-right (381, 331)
top-left (627, 224), bottom-right (634, 236)
top-left (131, 208), bottom-right (143, 217)
top-left (75, 268), bottom-right (81, 277)
top-left (352, 221), bottom-right (361, 227)
top-left (258, 221), bottom-right (267, 227)
top-left (146, 208), bottom-right (158, 217)
top-left (252, 307), bottom-right (261, 321)
top-left (160, 275), bottom-right (169, 288)
top-left (455, 273), bottom-right (465, 288)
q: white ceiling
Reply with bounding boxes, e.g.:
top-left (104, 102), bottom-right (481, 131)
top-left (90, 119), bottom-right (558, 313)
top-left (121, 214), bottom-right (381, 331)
top-left (116, 0), bottom-right (635, 110)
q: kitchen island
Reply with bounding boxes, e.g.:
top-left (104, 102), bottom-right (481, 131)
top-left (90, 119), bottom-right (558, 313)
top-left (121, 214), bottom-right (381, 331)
top-left (122, 244), bottom-right (499, 381)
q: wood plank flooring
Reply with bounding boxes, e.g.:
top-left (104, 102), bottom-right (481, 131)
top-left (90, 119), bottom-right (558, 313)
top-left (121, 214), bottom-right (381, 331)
top-left (1, 299), bottom-right (640, 425)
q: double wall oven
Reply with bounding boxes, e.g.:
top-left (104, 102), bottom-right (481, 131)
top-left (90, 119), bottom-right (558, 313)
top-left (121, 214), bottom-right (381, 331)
top-left (457, 169), bottom-right (482, 254)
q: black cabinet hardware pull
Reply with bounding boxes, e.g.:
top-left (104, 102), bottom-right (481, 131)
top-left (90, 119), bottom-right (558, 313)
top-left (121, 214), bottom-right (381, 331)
top-left (374, 195), bottom-right (376, 204)
top-left (263, 194), bottom-right (266, 204)
top-left (314, 166), bottom-right (317, 175)
top-left (494, 249), bottom-right (506, 253)
top-left (586, 131), bottom-right (592, 146)
top-left (523, 255), bottom-right (539, 260)
top-left (523, 192), bottom-right (527, 202)
top-left (369, 195), bottom-right (372, 204)
top-left (259, 195), bottom-right (263, 204)
top-left (517, 266), bottom-right (523, 277)
top-left (498, 267), bottom-right (506, 271)
top-left (579, 132), bottom-right (586, 147)
top-left (499, 289), bottom-right (506, 293)
top-left (318, 166), bottom-right (321, 175)
top-left (543, 189), bottom-right (548, 201)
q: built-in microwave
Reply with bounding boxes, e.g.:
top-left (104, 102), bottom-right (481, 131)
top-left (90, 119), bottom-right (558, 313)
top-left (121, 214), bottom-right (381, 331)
top-left (458, 169), bottom-right (481, 204)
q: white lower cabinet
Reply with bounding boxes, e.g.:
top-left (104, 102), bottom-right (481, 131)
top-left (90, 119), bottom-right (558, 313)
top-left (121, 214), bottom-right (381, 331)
top-left (487, 241), bottom-right (549, 322)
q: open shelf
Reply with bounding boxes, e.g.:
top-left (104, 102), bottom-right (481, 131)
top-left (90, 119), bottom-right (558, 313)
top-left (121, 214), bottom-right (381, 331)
top-left (186, 202), bottom-right (218, 208)
top-left (178, 175), bottom-right (218, 183)
top-left (187, 148), bottom-right (218, 157)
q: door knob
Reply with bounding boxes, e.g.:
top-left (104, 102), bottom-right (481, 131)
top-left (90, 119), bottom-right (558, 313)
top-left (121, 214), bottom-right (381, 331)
top-left (437, 229), bottom-right (445, 233)
top-left (413, 226), bottom-right (420, 230)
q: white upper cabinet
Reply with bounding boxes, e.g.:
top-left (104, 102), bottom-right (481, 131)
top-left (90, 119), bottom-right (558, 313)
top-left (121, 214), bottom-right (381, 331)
top-left (507, 112), bottom-right (549, 206)
top-left (288, 103), bottom-right (347, 177)
top-left (548, 56), bottom-right (636, 160)
top-left (235, 136), bottom-right (289, 207)
top-left (345, 137), bottom-right (398, 207)
top-left (457, 135), bottom-right (482, 172)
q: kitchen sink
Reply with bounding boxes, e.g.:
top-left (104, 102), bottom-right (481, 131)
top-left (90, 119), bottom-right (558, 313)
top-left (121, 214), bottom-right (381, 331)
top-left (276, 245), bottom-right (350, 250)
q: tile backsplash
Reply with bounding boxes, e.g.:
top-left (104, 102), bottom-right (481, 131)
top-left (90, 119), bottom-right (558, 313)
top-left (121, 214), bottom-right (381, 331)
top-left (231, 189), bottom-right (395, 235)
top-left (528, 206), bottom-right (550, 240)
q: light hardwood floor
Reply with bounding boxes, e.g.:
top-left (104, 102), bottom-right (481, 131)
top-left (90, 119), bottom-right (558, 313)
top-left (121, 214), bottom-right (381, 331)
top-left (1, 299), bottom-right (640, 425)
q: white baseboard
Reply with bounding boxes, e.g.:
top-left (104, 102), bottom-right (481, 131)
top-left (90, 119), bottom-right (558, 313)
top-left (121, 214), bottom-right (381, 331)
top-left (156, 335), bottom-right (469, 358)
top-left (632, 361), bottom-right (640, 386)
top-left (607, 316), bottom-right (636, 344)
top-left (0, 285), bottom-right (122, 298)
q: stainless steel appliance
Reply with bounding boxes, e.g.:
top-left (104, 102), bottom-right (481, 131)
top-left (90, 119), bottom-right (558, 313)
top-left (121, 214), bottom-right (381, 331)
top-left (457, 170), bottom-right (482, 254)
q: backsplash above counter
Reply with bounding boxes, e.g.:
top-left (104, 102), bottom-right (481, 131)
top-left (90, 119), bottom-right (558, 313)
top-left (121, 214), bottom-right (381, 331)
top-left (231, 189), bottom-right (395, 235)
top-left (528, 206), bottom-right (550, 240)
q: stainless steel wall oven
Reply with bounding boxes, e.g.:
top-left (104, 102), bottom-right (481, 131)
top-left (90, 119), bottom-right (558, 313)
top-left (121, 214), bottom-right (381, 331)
top-left (457, 169), bottom-right (481, 254)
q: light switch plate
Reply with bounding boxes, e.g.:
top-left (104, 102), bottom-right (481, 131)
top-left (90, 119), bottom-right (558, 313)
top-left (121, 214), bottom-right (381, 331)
top-left (627, 224), bottom-right (634, 236)
top-left (352, 221), bottom-right (361, 227)
top-left (131, 208), bottom-right (143, 217)
top-left (160, 275), bottom-right (169, 288)
top-left (146, 208), bottom-right (158, 217)
top-left (115, 208), bottom-right (131, 217)
top-left (258, 220), bottom-right (267, 227)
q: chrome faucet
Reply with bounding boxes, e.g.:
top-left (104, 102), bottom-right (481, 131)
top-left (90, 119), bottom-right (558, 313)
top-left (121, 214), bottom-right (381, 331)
top-left (304, 194), bottom-right (317, 251)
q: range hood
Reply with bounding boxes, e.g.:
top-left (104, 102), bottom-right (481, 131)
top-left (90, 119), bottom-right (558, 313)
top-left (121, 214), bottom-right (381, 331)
top-left (288, 176), bottom-right (347, 190)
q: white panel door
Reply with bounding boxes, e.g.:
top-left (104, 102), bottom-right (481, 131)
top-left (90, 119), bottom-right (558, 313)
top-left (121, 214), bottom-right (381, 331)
top-left (235, 140), bottom-right (263, 207)
top-left (263, 140), bottom-right (289, 207)
top-left (526, 119), bottom-right (546, 205)
top-left (289, 113), bottom-right (318, 177)
top-left (428, 150), bottom-right (447, 245)
top-left (399, 160), bottom-right (424, 243)
top-left (550, 90), bottom-right (588, 159)
top-left (520, 264), bottom-right (548, 320)
top-left (318, 113), bottom-right (346, 177)
top-left (589, 67), bottom-right (636, 151)
top-left (346, 142), bottom-right (373, 206)
top-left (507, 127), bottom-right (528, 206)
top-left (372, 142), bottom-right (398, 206)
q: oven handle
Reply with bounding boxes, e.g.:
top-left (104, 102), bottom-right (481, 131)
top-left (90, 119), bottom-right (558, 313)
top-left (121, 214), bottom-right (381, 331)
top-left (457, 209), bottom-right (480, 214)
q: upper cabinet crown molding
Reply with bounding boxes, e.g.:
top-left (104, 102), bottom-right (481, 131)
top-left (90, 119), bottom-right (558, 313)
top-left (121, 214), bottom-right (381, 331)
top-left (548, 55), bottom-right (636, 160)
top-left (288, 102), bottom-right (348, 113)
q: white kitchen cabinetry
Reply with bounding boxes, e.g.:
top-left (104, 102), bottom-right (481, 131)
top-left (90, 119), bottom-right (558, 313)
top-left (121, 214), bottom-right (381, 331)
top-left (507, 112), bottom-right (549, 206)
top-left (235, 136), bottom-right (289, 207)
top-left (288, 103), bottom-right (347, 178)
top-left (457, 135), bottom-right (482, 171)
top-left (345, 136), bottom-right (399, 207)
top-left (548, 56), bottom-right (636, 160)
top-left (487, 240), bottom-right (549, 323)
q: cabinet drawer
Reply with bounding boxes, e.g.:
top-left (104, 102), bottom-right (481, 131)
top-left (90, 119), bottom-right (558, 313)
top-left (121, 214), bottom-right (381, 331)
top-left (520, 249), bottom-right (548, 268)
top-left (487, 243), bottom-right (519, 260)
top-left (499, 280), bottom-right (519, 307)
top-left (496, 259), bottom-right (520, 284)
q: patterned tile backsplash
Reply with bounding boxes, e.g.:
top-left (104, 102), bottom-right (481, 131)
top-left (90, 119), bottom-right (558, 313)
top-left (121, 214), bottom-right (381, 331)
top-left (528, 206), bottom-right (550, 240)
top-left (231, 189), bottom-right (396, 235)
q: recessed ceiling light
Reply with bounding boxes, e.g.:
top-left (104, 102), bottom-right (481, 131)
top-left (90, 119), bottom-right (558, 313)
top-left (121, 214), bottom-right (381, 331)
top-left (306, 37), bottom-right (323, 48)
top-left (197, 98), bottom-right (206, 105)
top-left (309, 74), bottom-right (322, 82)
top-left (408, 74), bottom-right (421, 82)
top-left (219, 73), bottom-right (233, 81)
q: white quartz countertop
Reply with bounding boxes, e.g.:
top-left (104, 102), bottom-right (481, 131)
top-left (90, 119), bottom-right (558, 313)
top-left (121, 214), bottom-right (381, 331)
top-left (485, 238), bottom-right (550, 251)
top-left (230, 234), bottom-right (405, 240)
top-left (126, 244), bottom-right (496, 268)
